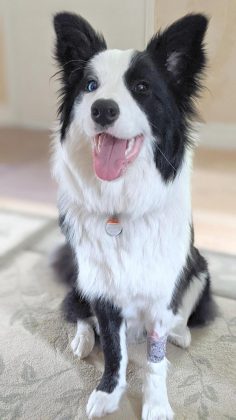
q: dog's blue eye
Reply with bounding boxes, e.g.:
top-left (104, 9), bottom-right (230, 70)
top-left (86, 80), bottom-right (98, 92)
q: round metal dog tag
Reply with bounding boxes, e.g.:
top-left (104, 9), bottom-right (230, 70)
top-left (105, 217), bottom-right (122, 237)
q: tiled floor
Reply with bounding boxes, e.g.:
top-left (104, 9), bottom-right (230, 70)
top-left (0, 127), bottom-right (236, 254)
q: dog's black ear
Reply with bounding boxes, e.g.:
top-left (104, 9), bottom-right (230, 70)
top-left (147, 14), bottom-right (208, 103)
top-left (53, 12), bottom-right (107, 80)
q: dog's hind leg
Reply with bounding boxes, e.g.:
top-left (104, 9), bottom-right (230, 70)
top-left (71, 317), bottom-right (96, 359)
top-left (62, 287), bottom-right (96, 359)
top-left (51, 242), bottom-right (97, 358)
top-left (169, 248), bottom-right (216, 349)
top-left (168, 273), bottom-right (206, 349)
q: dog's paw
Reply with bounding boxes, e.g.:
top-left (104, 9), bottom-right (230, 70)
top-left (86, 389), bottom-right (121, 419)
top-left (168, 326), bottom-right (191, 349)
top-left (142, 401), bottom-right (174, 420)
top-left (71, 323), bottom-right (95, 359)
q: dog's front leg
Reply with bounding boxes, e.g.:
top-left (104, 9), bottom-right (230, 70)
top-left (142, 326), bottom-right (174, 420)
top-left (86, 299), bottom-right (127, 419)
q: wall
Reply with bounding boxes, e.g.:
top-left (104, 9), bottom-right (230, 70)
top-left (155, 0), bottom-right (236, 148)
top-left (0, 2), bottom-right (15, 125)
top-left (0, 0), bottom-right (149, 129)
top-left (0, 18), bottom-right (7, 104)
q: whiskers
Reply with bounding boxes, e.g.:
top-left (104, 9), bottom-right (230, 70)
top-left (149, 122), bottom-right (176, 173)
top-left (155, 143), bottom-right (176, 173)
top-left (50, 58), bottom-right (88, 83)
top-left (69, 65), bottom-right (86, 77)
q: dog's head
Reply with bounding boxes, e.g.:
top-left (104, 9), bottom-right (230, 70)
top-left (54, 13), bottom-right (208, 182)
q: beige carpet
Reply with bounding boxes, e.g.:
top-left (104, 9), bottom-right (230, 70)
top-left (0, 210), bottom-right (236, 420)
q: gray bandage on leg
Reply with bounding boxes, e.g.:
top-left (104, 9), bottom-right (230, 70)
top-left (147, 332), bottom-right (167, 363)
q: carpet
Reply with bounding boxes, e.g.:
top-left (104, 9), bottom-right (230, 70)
top-left (0, 210), bottom-right (236, 420)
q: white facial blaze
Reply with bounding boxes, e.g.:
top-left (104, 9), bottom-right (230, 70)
top-left (73, 49), bottom-right (152, 140)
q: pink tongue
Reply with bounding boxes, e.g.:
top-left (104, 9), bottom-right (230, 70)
top-left (93, 134), bottom-right (128, 181)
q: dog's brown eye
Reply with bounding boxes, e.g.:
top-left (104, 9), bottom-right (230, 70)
top-left (134, 81), bottom-right (150, 93)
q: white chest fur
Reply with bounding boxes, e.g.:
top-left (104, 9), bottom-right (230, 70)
top-left (76, 209), bottom-right (190, 309)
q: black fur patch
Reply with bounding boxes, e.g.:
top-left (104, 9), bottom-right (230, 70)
top-left (92, 299), bottom-right (123, 393)
top-left (188, 275), bottom-right (218, 327)
top-left (170, 226), bottom-right (216, 325)
top-left (53, 13), bottom-right (107, 140)
top-left (51, 241), bottom-right (77, 287)
top-left (51, 241), bottom-right (92, 323)
top-left (170, 245), bottom-right (208, 315)
top-left (125, 14), bottom-right (208, 181)
top-left (125, 51), bottom-right (184, 181)
top-left (62, 287), bottom-right (92, 323)
top-left (147, 14), bottom-right (208, 110)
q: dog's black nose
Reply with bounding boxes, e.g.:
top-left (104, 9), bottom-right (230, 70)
top-left (91, 99), bottom-right (120, 127)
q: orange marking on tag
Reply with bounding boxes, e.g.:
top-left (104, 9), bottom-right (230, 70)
top-left (107, 217), bottom-right (120, 224)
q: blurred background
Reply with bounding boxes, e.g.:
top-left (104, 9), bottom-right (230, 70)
top-left (0, 0), bottom-right (235, 254)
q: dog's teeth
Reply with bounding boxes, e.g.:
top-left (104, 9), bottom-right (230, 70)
top-left (93, 136), bottom-right (102, 153)
top-left (125, 138), bottom-right (135, 156)
top-left (98, 137), bottom-right (102, 153)
top-left (93, 138), bottom-right (97, 151)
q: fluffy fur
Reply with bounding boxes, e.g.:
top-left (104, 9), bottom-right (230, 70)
top-left (51, 12), bottom-right (216, 419)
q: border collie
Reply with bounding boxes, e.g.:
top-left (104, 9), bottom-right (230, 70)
top-left (52, 12), bottom-right (216, 419)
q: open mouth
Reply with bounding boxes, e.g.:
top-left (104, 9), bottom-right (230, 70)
top-left (92, 133), bottom-right (144, 181)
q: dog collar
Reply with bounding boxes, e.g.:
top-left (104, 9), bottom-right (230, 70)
top-left (105, 216), bottom-right (122, 237)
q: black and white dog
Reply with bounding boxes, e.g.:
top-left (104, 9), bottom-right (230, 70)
top-left (52, 12), bottom-right (216, 419)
